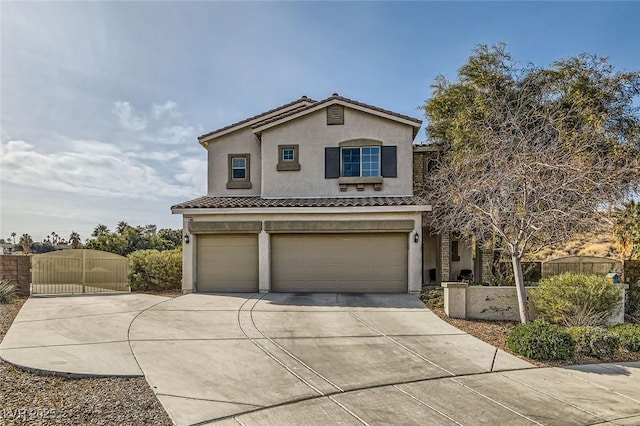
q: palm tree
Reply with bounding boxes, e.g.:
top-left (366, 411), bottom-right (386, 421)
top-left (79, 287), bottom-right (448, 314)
top-left (116, 221), bottom-right (130, 235)
top-left (614, 200), bottom-right (640, 260)
top-left (19, 234), bottom-right (33, 253)
top-left (92, 224), bottom-right (110, 237)
top-left (69, 231), bottom-right (81, 249)
top-left (50, 232), bottom-right (59, 245)
top-left (11, 232), bottom-right (16, 244)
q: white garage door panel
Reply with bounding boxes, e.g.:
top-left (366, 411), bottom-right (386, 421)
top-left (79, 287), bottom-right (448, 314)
top-left (271, 233), bottom-right (407, 293)
top-left (196, 235), bottom-right (258, 292)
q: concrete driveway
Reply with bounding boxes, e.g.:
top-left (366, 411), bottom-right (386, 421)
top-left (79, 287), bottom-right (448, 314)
top-left (2, 293), bottom-right (640, 426)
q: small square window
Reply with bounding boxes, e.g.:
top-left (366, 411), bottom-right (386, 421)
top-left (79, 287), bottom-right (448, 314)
top-left (282, 148), bottom-right (295, 162)
top-left (277, 144), bottom-right (300, 171)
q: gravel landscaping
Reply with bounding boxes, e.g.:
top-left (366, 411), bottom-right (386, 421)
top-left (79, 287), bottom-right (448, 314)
top-left (430, 307), bottom-right (640, 368)
top-left (0, 297), bottom-right (172, 426)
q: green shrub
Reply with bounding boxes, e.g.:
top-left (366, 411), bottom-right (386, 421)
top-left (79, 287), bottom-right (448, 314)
top-left (0, 279), bottom-right (16, 304)
top-left (420, 286), bottom-right (444, 309)
top-left (507, 321), bottom-right (575, 360)
top-left (568, 326), bottom-right (620, 358)
top-left (609, 323), bottom-right (640, 352)
top-left (128, 248), bottom-right (182, 291)
top-left (530, 273), bottom-right (622, 327)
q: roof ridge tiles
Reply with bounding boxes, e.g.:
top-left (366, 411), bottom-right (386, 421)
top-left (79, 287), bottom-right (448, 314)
top-left (198, 96), bottom-right (317, 141)
top-left (251, 94), bottom-right (422, 130)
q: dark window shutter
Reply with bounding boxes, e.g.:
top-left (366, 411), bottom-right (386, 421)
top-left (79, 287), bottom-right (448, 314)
top-left (381, 146), bottom-right (397, 178)
top-left (325, 147), bottom-right (340, 178)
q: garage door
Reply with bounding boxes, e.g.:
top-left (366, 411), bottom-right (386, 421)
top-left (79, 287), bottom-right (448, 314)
top-left (196, 234), bottom-right (258, 292)
top-left (271, 233), bottom-right (407, 293)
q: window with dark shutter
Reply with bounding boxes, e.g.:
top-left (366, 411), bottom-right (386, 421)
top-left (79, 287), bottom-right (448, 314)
top-left (326, 105), bottom-right (344, 125)
top-left (325, 147), bottom-right (340, 178)
top-left (380, 146), bottom-right (397, 178)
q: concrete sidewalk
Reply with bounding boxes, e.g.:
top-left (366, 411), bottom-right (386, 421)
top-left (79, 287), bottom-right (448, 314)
top-left (1, 293), bottom-right (639, 426)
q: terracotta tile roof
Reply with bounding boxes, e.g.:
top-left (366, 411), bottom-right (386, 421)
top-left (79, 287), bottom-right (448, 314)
top-left (198, 96), bottom-right (316, 141)
top-left (172, 196), bottom-right (429, 210)
top-left (252, 94), bottom-right (423, 130)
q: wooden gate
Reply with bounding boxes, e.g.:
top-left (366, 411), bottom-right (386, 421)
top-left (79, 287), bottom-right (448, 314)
top-left (31, 249), bottom-right (129, 294)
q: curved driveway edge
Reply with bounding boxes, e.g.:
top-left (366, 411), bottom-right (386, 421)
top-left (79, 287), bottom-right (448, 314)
top-left (129, 293), bottom-right (533, 426)
top-left (0, 293), bottom-right (169, 377)
top-left (208, 362), bottom-right (640, 426)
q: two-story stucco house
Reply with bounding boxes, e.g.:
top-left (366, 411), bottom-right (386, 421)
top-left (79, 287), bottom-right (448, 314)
top-left (171, 93), bottom-right (431, 294)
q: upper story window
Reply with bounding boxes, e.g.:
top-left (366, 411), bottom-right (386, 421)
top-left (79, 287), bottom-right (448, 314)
top-left (282, 148), bottom-right (295, 161)
top-left (341, 146), bottom-right (380, 177)
top-left (277, 144), bottom-right (300, 171)
top-left (232, 157), bottom-right (247, 179)
top-left (227, 154), bottom-right (251, 189)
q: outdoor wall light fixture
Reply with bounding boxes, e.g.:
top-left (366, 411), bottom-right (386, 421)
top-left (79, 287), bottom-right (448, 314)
top-left (184, 234), bottom-right (190, 244)
top-left (414, 232), bottom-right (420, 243)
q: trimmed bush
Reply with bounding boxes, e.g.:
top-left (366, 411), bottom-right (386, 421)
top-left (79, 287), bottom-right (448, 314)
top-left (420, 286), bottom-right (444, 309)
top-left (128, 248), bottom-right (182, 291)
top-left (568, 326), bottom-right (620, 358)
top-left (507, 321), bottom-right (575, 360)
top-left (0, 279), bottom-right (16, 304)
top-left (609, 323), bottom-right (640, 352)
top-left (530, 273), bottom-right (622, 327)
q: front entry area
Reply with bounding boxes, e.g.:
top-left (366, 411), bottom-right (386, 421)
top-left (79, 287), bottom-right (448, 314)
top-left (196, 234), bottom-right (258, 292)
top-left (271, 233), bottom-right (408, 293)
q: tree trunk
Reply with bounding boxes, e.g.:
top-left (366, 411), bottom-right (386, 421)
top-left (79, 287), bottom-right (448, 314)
top-left (511, 254), bottom-right (530, 323)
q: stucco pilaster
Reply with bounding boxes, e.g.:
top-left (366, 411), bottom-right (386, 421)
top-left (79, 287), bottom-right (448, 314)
top-left (258, 230), bottom-right (270, 293)
top-left (182, 218), bottom-right (195, 294)
top-left (408, 216), bottom-right (423, 294)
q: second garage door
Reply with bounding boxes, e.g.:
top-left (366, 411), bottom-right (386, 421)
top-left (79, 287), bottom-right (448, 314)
top-left (196, 234), bottom-right (258, 292)
top-left (271, 233), bottom-right (407, 293)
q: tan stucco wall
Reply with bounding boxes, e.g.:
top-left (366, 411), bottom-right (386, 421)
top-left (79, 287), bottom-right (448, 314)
top-left (260, 108), bottom-right (415, 198)
top-left (207, 127), bottom-right (261, 196)
top-left (181, 209), bottom-right (424, 294)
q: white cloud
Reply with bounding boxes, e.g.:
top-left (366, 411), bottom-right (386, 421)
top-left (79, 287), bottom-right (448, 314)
top-left (130, 150), bottom-right (181, 162)
top-left (113, 101), bottom-right (147, 131)
top-left (156, 124), bottom-right (196, 145)
top-left (152, 101), bottom-right (179, 119)
top-left (175, 158), bottom-right (207, 194)
top-left (0, 139), bottom-right (198, 200)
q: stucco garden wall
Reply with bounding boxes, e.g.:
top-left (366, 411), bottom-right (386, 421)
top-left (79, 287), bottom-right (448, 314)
top-left (441, 282), bottom-right (626, 324)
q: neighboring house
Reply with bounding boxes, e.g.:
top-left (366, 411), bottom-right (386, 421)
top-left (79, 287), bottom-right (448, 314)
top-left (1, 243), bottom-right (15, 255)
top-left (171, 93), bottom-right (430, 294)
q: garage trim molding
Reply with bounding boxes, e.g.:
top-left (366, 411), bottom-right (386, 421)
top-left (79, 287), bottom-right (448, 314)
top-left (264, 220), bottom-right (414, 233)
top-left (188, 221), bottom-right (262, 234)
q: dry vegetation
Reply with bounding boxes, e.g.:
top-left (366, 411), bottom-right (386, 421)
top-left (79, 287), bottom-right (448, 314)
top-left (527, 226), bottom-right (621, 262)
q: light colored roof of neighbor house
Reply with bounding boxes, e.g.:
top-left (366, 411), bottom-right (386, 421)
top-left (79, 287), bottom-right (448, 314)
top-left (172, 196), bottom-right (429, 210)
top-left (198, 96), bottom-right (316, 145)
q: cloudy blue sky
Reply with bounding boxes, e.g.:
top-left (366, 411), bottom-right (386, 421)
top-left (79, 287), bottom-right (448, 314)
top-left (1, 1), bottom-right (639, 243)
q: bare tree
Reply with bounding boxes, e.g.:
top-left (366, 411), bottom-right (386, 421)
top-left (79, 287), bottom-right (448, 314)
top-left (422, 45), bottom-right (640, 322)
